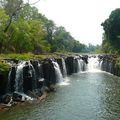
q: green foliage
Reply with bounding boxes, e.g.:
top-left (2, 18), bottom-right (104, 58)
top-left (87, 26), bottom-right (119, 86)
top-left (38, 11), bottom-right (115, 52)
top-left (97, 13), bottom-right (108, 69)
top-left (2, 0), bottom-right (23, 16)
top-left (0, 8), bottom-right (10, 52)
top-left (7, 53), bottom-right (33, 60)
top-left (72, 41), bottom-right (86, 53)
top-left (101, 8), bottom-right (120, 54)
top-left (115, 58), bottom-right (120, 68)
top-left (0, 53), bottom-right (63, 61)
top-left (0, 61), bottom-right (10, 72)
top-left (0, 9), bottom-right (9, 30)
top-left (0, 0), bottom-right (91, 54)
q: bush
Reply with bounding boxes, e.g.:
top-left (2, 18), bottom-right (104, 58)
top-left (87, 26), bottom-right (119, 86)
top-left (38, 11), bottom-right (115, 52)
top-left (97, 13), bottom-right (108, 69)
top-left (115, 58), bottom-right (120, 68)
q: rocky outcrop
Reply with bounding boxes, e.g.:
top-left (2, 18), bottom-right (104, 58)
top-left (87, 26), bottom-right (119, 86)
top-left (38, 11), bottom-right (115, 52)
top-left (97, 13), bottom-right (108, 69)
top-left (23, 62), bottom-right (34, 93)
top-left (0, 55), bottom-right (87, 99)
top-left (65, 56), bottom-right (75, 75)
top-left (99, 55), bottom-right (120, 77)
top-left (0, 62), bottom-right (10, 96)
top-left (42, 59), bottom-right (56, 87)
top-left (7, 66), bottom-right (16, 93)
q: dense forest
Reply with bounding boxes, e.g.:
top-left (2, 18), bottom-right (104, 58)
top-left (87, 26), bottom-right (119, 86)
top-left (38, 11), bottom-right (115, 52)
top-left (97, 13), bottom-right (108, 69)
top-left (101, 8), bottom-right (120, 54)
top-left (0, 0), bottom-right (99, 54)
top-left (0, 1), bottom-right (120, 55)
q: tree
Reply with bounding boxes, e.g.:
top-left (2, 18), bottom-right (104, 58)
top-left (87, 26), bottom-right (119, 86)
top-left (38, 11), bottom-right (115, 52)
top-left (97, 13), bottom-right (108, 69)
top-left (0, 1), bottom-right (88, 54)
top-left (72, 41), bottom-right (86, 53)
top-left (53, 26), bottom-right (75, 52)
top-left (44, 19), bottom-right (56, 45)
top-left (0, 8), bottom-right (9, 52)
top-left (101, 8), bottom-right (120, 53)
top-left (0, 0), bottom-right (40, 32)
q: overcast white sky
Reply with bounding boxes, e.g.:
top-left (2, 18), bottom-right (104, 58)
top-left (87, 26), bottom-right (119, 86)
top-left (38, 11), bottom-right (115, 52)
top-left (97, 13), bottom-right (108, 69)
top-left (34, 0), bottom-right (120, 45)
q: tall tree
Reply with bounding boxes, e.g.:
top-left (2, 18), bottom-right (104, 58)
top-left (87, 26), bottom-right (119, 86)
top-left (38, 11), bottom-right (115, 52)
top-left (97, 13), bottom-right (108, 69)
top-left (101, 8), bottom-right (120, 53)
top-left (0, 0), bottom-right (40, 32)
top-left (0, 8), bottom-right (9, 52)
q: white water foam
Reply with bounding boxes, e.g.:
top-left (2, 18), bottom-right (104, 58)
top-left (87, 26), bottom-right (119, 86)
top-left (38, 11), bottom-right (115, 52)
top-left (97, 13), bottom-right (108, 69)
top-left (87, 56), bottom-right (102, 73)
top-left (52, 61), bottom-right (64, 83)
top-left (61, 58), bottom-right (67, 77)
top-left (58, 77), bottom-right (70, 86)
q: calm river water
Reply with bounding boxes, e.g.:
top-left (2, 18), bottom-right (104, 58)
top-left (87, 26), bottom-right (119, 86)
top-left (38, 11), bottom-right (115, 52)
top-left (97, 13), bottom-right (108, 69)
top-left (1, 71), bottom-right (120, 120)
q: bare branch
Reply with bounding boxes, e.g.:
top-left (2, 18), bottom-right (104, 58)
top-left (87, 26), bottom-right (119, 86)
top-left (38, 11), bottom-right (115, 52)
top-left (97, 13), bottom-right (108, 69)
top-left (4, 0), bottom-right (41, 32)
top-left (28, 0), bottom-right (40, 5)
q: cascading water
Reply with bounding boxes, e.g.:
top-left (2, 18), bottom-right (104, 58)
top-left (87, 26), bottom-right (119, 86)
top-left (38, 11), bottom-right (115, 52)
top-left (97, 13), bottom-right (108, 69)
top-left (61, 58), bottom-right (67, 77)
top-left (52, 61), bottom-right (64, 83)
top-left (7, 66), bottom-right (15, 93)
top-left (7, 69), bottom-right (12, 93)
top-left (37, 63), bottom-right (44, 81)
top-left (99, 59), bottom-right (103, 69)
top-left (15, 61), bottom-right (25, 92)
top-left (77, 59), bottom-right (86, 72)
top-left (30, 63), bottom-right (36, 90)
top-left (87, 56), bottom-right (101, 72)
top-left (14, 61), bottom-right (37, 92)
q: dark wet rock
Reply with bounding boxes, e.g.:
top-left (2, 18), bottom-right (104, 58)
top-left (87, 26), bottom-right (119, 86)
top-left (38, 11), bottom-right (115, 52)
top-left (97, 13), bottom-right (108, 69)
top-left (42, 60), bottom-right (56, 87)
top-left (65, 56), bottom-right (74, 75)
top-left (23, 62), bottom-right (34, 93)
top-left (7, 66), bottom-right (16, 92)
top-left (81, 55), bottom-right (88, 64)
top-left (28, 89), bottom-right (42, 98)
top-left (0, 74), bottom-right (5, 96)
top-left (74, 58), bottom-right (79, 73)
top-left (13, 92), bottom-right (33, 102)
top-left (49, 85), bottom-right (56, 92)
top-left (0, 72), bottom-right (10, 96)
top-left (30, 60), bottom-right (44, 89)
top-left (13, 92), bottom-right (22, 102)
top-left (1, 94), bottom-right (12, 104)
top-left (100, 55), bottom-right (120, 77)
top-left (38, 78), bottom-right (45, 89)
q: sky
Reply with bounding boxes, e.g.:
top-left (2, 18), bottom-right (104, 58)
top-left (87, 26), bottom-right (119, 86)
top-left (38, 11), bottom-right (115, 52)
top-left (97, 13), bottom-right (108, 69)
top-left (34, 0), bottom-right (120, 45)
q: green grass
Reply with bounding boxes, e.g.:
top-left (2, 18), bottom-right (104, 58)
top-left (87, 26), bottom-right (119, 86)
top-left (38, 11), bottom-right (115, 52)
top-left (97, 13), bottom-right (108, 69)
top-left (0, 53), bottom-right (71, 61)
top-left (115, 58), bottom-right (120, 68)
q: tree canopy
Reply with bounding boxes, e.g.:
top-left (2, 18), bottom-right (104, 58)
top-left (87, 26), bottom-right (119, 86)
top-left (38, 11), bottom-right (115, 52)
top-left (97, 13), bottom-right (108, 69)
top-left (0, 0), bottom-right (95, 54)
top-left (101, 8), bottom-right (120, 54)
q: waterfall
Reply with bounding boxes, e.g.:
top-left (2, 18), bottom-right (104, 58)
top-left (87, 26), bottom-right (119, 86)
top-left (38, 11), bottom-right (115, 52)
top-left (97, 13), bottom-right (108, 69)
top-left (30, 63), bottom-right (37, 90)
top-left (87, 56), bottom-right (101, 72)
top-left (61, 58), bottom-right (67, 77)
top-left (14, 61), bottom-right (37, 92)
top-left (37, 63), bottom-right (43, 81)
top-left (7, 67), bottom-right (13, 93)
top-left (99, 60), bottom-right (103, 69)
top-left (15, 61), bottom-right (25, 92)
top-left (77, 59), bottom-right (86, 72)
top-left (52, 61), bottom-right (64, 83)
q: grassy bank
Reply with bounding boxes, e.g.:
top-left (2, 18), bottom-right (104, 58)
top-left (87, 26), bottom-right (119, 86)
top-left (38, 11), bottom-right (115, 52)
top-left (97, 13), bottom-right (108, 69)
top-left (0, 53), bottom-right (73, 61)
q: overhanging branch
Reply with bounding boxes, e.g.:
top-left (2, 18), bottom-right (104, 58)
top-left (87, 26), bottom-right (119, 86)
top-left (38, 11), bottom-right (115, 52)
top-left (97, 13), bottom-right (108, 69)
top-left (4, 0), bottom-right (41, 33)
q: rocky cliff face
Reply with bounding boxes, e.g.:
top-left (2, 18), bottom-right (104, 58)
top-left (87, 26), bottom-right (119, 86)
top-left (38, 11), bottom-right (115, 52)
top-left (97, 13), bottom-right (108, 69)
top-left (0, 55), bottom-right (88, 97)
top-left (99, 55), bottom-right (120, 77)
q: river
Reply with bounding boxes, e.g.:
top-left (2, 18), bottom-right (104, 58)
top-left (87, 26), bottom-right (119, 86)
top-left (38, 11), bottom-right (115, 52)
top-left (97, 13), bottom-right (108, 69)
top-left (1, 70), bottom-right (120, 120)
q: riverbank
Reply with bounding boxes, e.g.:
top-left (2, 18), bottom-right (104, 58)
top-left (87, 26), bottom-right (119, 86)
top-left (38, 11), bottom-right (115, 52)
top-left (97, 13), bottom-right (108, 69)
top-left (99, 55), bottom-right (120, 76)
top-left (0, 53), bottom-right (120, 111)
top-left (0, 53), bottom-right (87, 111)
top-left (0, 85), bottom-right (56, 112)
